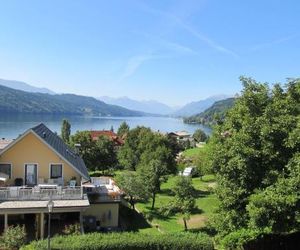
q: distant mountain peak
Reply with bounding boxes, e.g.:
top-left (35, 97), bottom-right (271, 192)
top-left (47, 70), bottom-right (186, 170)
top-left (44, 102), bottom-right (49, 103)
top-left (0, 84), bottom-right (145, 117)
top-left (172, 94), bottom-right (233, 117)
top-left (0, 78), bottom-right (56, 95)
top-left (98, 96), bottom-right (176, 115)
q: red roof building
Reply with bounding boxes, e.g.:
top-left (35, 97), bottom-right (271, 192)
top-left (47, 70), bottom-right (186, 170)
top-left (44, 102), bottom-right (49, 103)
top-left (90, 131), bottom-right (124, 146)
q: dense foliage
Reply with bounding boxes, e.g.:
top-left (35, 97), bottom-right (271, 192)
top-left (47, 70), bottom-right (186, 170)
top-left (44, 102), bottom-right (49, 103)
top-left (1, 225), bottom-right (27, 250)
top-left (209, 77), bottom-right (300, 238)
top-left (22, 232), bottom-right (213, 250)
top-left (117, 121), bottom-right (130, 137)
top-left (116, 171), bottom-right (148, 209)
top-left (193, 129), bottom-right (208, 142)
top-left (70, 131), bottom-right (117, 172)
top-left (0, 84), bottom-right (143, 116)
top-left (118, 126), bottom-right (178, 209)
top-left (61, 119), bottom-right (71, 143)
top-left (117, 126), bottom-right (177, 173)
top-left (184, 98), bottom-right (235, 126)
top-left (171, 176), bottom-right (197, 230)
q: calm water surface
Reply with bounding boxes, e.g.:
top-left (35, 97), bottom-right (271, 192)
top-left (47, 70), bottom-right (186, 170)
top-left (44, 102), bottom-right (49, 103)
top-left (0, 114), bottom-right (211, 139)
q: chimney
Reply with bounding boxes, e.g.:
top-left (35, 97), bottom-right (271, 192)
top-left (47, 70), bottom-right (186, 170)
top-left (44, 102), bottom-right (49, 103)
top-left (74, 143), bottom-right (81, 154)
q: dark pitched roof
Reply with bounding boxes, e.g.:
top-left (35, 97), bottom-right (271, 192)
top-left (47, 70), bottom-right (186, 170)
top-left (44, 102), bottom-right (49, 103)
top-left (31, 123), bottom-right (89, 179)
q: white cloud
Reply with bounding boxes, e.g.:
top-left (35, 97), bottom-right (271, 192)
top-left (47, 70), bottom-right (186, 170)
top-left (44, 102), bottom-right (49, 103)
top-left (250, 35), bottom-right (297, 51)
top-left (139, 2), bottom-right (238, 58)
top-left (118, 53), bottom-right (154, 81)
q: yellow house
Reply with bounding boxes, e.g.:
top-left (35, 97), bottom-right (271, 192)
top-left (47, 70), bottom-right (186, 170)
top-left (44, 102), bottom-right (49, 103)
top-left (0, 123), bottom-right (121, 239)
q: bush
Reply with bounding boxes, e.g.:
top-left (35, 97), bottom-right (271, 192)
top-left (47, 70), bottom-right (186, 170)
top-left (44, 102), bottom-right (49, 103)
top-left (219, 228), bottom-right (262, 250)
top-left (22, 232), bottom-right (213, 250)
top-left (1, 225), bottom-right (27, 250)
top-left (63, 223), bottom-right (81, 236)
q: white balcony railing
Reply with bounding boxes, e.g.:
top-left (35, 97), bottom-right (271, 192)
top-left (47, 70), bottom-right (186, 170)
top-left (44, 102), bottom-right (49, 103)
top-left (0, 186), bottom-right (85, 201)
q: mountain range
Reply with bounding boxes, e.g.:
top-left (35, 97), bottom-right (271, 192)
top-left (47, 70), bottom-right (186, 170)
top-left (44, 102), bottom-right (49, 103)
top-left (0, 84), bottom-right (144, 116)
top-left (172, 95), bottom-right (232, 117)
top-left (0, 79), bottom-right (55, 95)
top-left (183, 98), bottom-right (236, 126)
top-left (0, 78), bottom-right (233, 117)
top-left (99, 96), bottom-right (176, 115)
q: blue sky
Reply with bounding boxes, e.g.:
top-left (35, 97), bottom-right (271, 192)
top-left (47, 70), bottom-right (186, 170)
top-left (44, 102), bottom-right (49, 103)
top-left (0, 0), bottom-right (299, 106)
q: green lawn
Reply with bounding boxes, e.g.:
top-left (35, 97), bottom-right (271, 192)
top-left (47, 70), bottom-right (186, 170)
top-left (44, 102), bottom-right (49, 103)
top-left (182, 147), bottom-right (204, 158)
top-left (135, 174), bottom-right (219, 234)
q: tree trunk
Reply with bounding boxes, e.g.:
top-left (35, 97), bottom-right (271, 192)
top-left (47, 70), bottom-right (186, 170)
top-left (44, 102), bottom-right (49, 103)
top-left (151, 192), bottom-right (156, 210)
top-left (183, 218), bottom-right (188, 231)
top-left (130, 195), bottom-right (135, 210)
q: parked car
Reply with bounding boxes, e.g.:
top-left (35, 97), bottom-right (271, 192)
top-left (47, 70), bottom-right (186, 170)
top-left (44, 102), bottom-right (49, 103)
top-left (180, 166), bottom-right (196, 177)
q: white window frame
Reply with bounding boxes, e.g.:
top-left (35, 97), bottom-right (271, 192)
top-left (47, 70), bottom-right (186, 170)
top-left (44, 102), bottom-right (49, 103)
top-left (24, 163), bottom-right (39, 185)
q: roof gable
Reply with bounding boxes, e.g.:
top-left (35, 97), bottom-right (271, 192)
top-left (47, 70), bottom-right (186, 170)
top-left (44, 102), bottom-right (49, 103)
top-left (32, 124), bottom-right (89, 179)
top-left (0, 123), bottom-right (89, 180)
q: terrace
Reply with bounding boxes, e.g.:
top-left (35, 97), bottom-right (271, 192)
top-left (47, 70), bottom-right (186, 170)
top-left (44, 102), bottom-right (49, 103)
top-left (83, 177), bottom-right (122, 203)
top-left (0, 177), bottom-right (121, 202)
top-left (0, 185), bottom-right (84, 201)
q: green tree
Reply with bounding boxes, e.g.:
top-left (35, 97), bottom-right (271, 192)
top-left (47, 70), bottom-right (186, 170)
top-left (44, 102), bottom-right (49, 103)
top-left (194, 144), bottom-right (213, 178)
top-left (247, 153), bottom-right (300, 233)
top-left (117, 126), bottom-right (151, 170)
top-left (166, 133), bottom-right (183, 155)
top-left (210, 77), bottom-right (300, 237)
top-left (193, 129), bottom-right (208, 142)
top-left (118, 127), bottom-right (177, 209)
top-left (116, 171), bottom-right (149, 210)
top-left (70, 131), bottom-right (96, 170)
top-left (94, 135), bottom-right (117, 173)
top-left (117, 121), bottom-right (130, 137)
top-left (118, 126), bottom-right (176, 173)
top-left (138, 144), bottom-right (174, 210)
top-left (61, 119), bottom-right (71, 143)
top-left (172, 176), bottom-right (196, 230)
top-left (2, 225), bottom-right (27, 250)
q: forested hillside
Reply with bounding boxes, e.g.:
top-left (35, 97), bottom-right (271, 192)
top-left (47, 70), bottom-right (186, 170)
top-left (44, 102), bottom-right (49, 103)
top-left (0, 85), bottom-right (144, 116)
top-left (183, 98), bottom-right (235, 126)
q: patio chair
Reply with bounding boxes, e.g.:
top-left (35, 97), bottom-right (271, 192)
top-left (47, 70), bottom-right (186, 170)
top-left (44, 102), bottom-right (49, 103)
top-left (69, 180), bottom-right (76, 188)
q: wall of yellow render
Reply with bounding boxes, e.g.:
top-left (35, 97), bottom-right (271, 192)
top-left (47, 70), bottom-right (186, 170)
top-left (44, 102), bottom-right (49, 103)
top-left (0, 132), bottom-right (81, 185)
top-left (84, 203), bottom-right (119, 227)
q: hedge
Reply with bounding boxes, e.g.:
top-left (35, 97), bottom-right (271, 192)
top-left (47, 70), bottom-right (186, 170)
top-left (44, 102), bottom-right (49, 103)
top-left (220, 229), bottom-right (300, 250)
top-left (219, 228), bottom-right (262, 250)
top-left (22, 232), bottom-right (213, 250)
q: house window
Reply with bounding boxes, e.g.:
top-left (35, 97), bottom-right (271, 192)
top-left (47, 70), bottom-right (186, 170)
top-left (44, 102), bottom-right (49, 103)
top-left (50, 164), bottom-right (62, 179)
top-left (0, 163), bottom-right (12, 179)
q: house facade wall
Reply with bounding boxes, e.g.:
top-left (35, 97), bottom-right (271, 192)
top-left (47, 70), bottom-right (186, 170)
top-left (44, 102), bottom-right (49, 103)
top-left (83, 203), bottom-right (119, 227)
top-left (0, 132), bottom-right (81, 185)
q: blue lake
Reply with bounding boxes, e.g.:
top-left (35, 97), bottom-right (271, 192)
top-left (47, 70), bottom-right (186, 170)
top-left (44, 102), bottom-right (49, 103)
top-left (0, 114), bottom-right (211, 139)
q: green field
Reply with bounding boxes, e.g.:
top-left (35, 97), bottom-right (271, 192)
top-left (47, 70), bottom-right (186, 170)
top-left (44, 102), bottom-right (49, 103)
top-left (182, 147), bottom-right (204, 157)
top-left (134, 174), bottom-right (219, 234)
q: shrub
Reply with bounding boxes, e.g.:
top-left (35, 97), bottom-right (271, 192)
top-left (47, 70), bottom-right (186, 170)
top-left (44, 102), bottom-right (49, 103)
top-left (1, 225), bottom-right (27, 250)
top-left (219, 228), bottom-right (262, 250)
top-left (63, 223), bottom-right (81, 236)
top-left (22, 232), bottom-right (213, 250)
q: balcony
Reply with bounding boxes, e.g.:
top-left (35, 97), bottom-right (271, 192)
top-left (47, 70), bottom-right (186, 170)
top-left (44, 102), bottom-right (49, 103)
top-left (0, 186), bottom-right (85, 201)
top-left (83, 177), bottom-right (122, 203)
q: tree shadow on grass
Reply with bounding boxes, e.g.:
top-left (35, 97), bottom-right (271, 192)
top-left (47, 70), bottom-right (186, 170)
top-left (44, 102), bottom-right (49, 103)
top-left (119, 205), bottom-right (152, 232)
top-left (143, 207), bottom-right (173, 221)
top-left (159, 188), bottom-right (174, 196)
top-left (194, 189), bottom-right (211, 198)
top-left (188, 226), bottom-right (217, 237)
top-left (199, 178), bottom-right (216, 183)
top-left (191, 207), bottom-right (204, 215)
